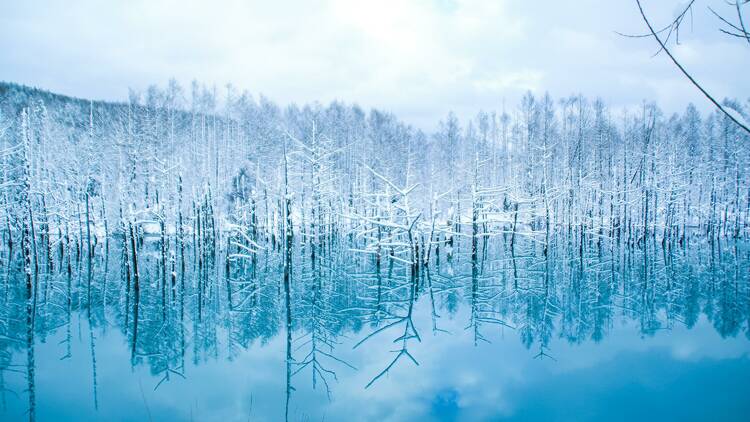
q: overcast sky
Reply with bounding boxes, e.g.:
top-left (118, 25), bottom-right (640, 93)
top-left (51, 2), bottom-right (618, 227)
top-left (2, 0), bottom-right (748, 130)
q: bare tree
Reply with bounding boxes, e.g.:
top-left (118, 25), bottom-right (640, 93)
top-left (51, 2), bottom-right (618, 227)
top-left (624, 0), bottom-right (750, 134)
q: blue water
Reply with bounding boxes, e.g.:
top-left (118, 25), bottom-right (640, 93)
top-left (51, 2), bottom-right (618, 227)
top-left (1, 238), bottom-right (749, 421)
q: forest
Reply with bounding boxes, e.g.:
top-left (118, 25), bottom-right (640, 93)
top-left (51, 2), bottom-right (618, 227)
top-left (1, 80), bottom-right (748, 257)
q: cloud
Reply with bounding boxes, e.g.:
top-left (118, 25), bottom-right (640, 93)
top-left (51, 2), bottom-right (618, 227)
top-left (1, 0), bottom-right (748, 130)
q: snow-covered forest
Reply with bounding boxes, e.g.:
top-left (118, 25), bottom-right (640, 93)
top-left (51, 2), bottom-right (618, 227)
top-left (1, 81), bottom-right (748, 260)
top-left (1, 80), bottom-right (749, 319)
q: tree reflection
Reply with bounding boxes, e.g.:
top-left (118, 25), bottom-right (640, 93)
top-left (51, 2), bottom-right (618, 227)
top-left (0, 235), bottom-right (747, 420)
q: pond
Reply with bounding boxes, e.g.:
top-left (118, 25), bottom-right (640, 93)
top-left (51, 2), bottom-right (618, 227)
top-left (1, 237), bottom-right (749, 421)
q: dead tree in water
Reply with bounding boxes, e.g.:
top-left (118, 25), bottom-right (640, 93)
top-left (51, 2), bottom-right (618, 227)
top-left (128, 218), bottom-right (140, 357)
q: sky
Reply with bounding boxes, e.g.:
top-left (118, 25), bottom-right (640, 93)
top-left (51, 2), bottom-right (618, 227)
top-left (1, 0), bottom-right (748, 130)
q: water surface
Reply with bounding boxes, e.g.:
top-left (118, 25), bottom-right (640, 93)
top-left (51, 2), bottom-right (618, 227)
top-left (1, 238), bottom-right (749, 421)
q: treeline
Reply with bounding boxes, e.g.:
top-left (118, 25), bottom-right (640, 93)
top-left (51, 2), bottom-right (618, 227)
top-left (0, 80), bottom-right (749, 282)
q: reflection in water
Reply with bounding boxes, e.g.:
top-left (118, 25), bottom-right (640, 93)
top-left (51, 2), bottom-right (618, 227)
top-left (1, 235), bottom-right (749, 421)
